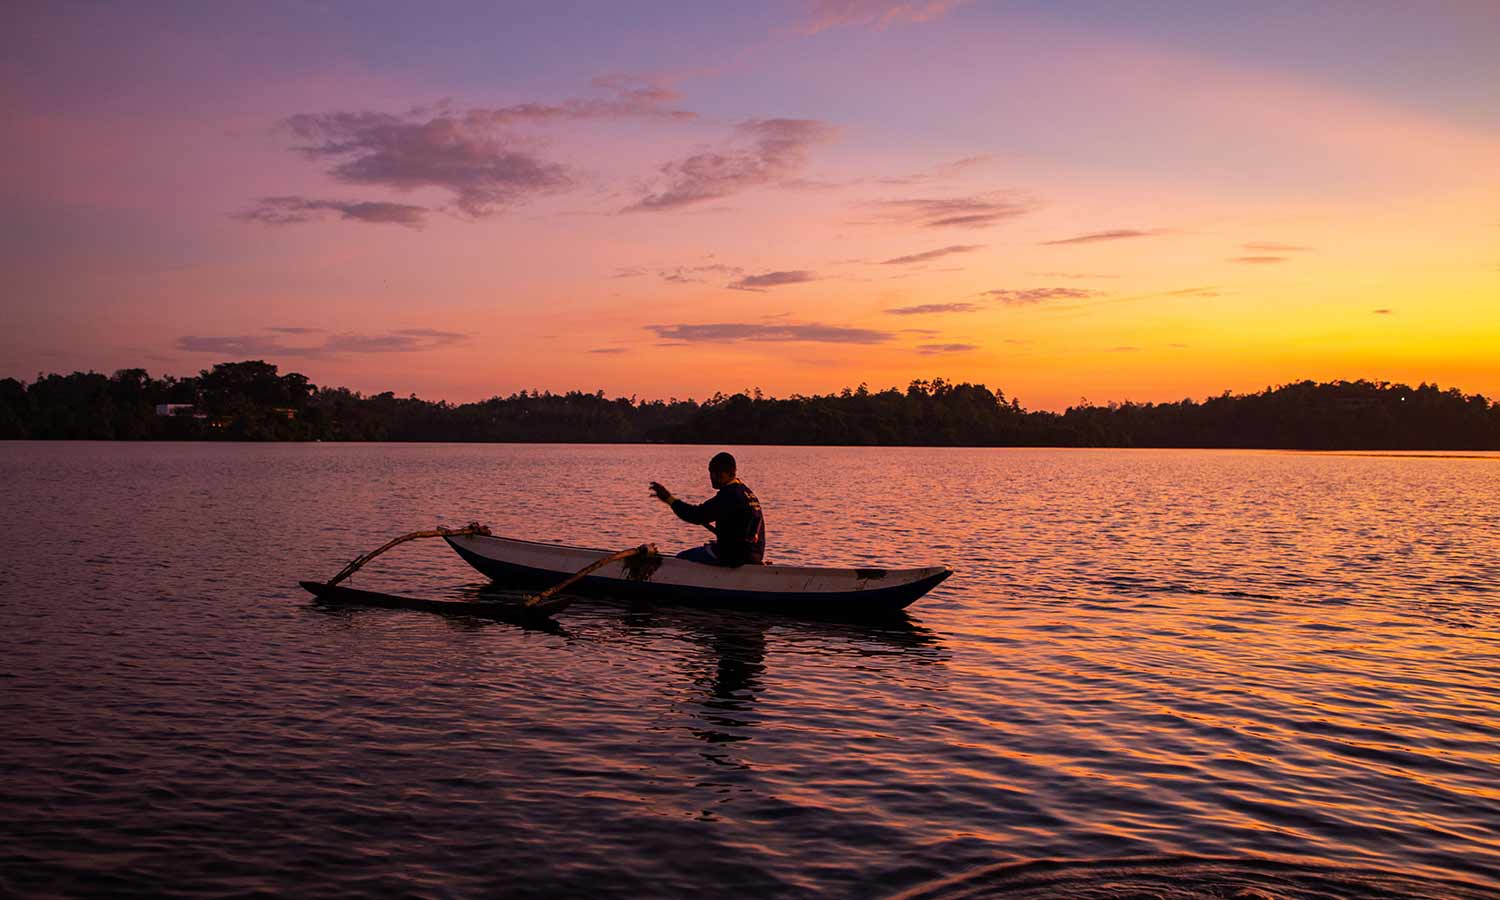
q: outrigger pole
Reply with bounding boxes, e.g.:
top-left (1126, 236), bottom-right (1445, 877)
top-left (310, 523), bottom-right (659, 619)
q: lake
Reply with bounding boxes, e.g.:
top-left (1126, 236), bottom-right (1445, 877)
top-left (2, 442), bottom-right (1498, 898)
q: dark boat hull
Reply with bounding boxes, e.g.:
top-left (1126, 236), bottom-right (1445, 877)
top-left (446, 540), bottom-right (951, 617)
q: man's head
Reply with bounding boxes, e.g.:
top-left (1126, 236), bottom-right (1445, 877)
top-left (708, 451), bottom-right (737, 488)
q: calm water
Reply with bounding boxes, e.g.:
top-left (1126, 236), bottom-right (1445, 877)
top-left (2, 443), bottom-right (1498, 899)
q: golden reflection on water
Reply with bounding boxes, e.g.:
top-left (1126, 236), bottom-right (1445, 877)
top-left (0, 443), bottom-right (1497, 898)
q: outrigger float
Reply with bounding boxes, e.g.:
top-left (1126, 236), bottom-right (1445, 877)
top-left (301, 523), bottom-right (952, 621)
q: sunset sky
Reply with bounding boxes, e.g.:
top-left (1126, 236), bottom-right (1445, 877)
top-left (5, 0), bottom-right (1498, 410)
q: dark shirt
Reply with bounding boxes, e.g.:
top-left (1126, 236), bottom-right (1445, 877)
top-left (669, 480), bottom-right (766, 566)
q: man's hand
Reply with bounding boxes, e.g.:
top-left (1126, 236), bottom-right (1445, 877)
top-left (649, 482), bottom-right (674, 504)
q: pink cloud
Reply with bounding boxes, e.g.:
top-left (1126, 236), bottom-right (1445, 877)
top-left (729, 270), bottom-right (818, 291)
top-left (626, 118), bottom-right (836, 211)
top-left (1041, 229), bottom-right (1165, 246)
top-left (861, 193), bottom-right (1035, 229)
top-left (804, 0), bottom-right (968, 33)
top-left (885, 303), bottom-right (979, 315)
top-left (984, 287), bottom-right (1103, 305)
top-left (233, 196), bottom-right (427, 228)
top-left (880, 244), bottom-right (983, 265)
top-left (647, 321), bottom-right (891, 344)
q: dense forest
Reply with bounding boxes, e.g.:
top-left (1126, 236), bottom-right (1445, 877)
top-left (2, 360), bottom-right (1498, 449)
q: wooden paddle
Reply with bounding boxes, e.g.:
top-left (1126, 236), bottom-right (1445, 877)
top-left (524, 544), bottom-right (658, 610)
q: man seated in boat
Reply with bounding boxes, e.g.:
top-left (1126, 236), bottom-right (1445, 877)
top-left (649, 452), bottom-right (766, 566)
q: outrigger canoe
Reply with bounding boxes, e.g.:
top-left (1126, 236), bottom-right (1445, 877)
top-left (446, 533), bottom-right (952, 615)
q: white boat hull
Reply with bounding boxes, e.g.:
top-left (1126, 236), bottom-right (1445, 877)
top-left (445, 534), bottom-right (951, 614)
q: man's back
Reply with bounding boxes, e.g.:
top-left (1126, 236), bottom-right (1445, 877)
top-left (669, 479), bottom-right (766, 566)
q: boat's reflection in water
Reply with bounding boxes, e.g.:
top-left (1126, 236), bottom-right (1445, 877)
top-left (312, 579), bottom-right (946, 799)
top-left (359, 579), bottom-right (947, 755)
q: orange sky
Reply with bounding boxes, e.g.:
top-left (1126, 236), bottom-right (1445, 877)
top-left (4, 1), bottom-right (1498, 410)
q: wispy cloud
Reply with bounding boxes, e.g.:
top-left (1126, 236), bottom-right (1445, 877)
top-left (884, 302), bottom-right (979, 315)
top-left (864, 192), bottom-right (1035, 228)
top-left (176, 327), bottom-right (468, 358)
top-left (984, 287), bottom-right (1103, 305)
top-left (280, 112), bottom-right (571, 217)
top-left (916, 342), bottom-right (978, 353)
top-left (1162, 286), bottom-right (1223, 297)
top-left (175, 335), bottom-right (293, 357)
top-left (659, 263), bottom-right (744, 284)
top-left (728, 270), bottom-right (817, 291)
top-left (880, 244), bottom-right (983, 265)
top-left (588, 347), bottom-right (629, 354)
top-left (1372, 308), bottom-right (1394, 315)
top-left (262, 81), bottom-right (695, 220)
top-left (1242, 241), bottom-right (1313, 252)
top-left (626, 118), bottom-right (836, 212)
top-left (233, 196), bottom-right (428, 228)
top-left (1230, 255), bottom-right (1287, 264)
top-left (483, 75), bottom-right (696, 124)
top-left (1041, 229), bottom-right (1165, 246)
top-left (1032, 271), bottom-right (1118, 279)
top-left (266, 326), bottom-right (324, 334)
top-left (804, 0), bottom-right (968, 33)
top-left (875, 154), bottom-right (993, 186)
top-left (646, 322), bottom-right (891, 344)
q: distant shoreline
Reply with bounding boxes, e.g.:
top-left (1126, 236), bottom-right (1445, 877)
top-left (5, 361), bottom-right (1498, 451)
top-left (4, 440), bottom-right (1498, 456)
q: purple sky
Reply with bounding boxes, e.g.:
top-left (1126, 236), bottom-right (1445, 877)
top-left (4, 1), bottom-right (1498, 408)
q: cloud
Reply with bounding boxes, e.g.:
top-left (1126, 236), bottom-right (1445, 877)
top-left (864, 193), bottom-right (1034, 228)
top-left (881, 244), bottom-right (983, 265)
top-left (266, 326), bottom-right (324, 334)
top-left (646, 322), bottom-right (892, 344)
top-left (268, 77), bottom-right (694, 220)
top-left (984, 287), bottom-right (1103, 305)
top-left (176, 327), bottom-right (468, 358)
top-left (1162, 286), bottom-right (1223, 297)
top-left (1230, 255), bottom-right (1287, 264)
top-left (1373, 308), bottom-right (1394, 315)
top-left (1107, 345), bottom-right (1139, 352)
top-left (175, 335), bottom-right (294, 357)
top-left (389, 327), bottom-right (466, 340)
top-left (875, 154), bottom-right (993, 186)
top-left (916, 343), bottom-right (978, 353)
top-left (884, 302), bottom-right (979, 315)
top-left (1243, 241), bottom-right (1312, 252)
top-left (1041, 229), bottom-right (1164, 245)
top-left (486, 75), bottom-right (696, 124)
top-left (659, 263), bottom-right (744, 284)
top-left (589, 347), bottom-right (629, 354)
top-left (626, 118), bottom-right (836, 212)
top-left (1032, 271), bottom-right (1118, 279)
top-left (728, 270), bottom-right (817, 291)
top-left (805, 0), bottom-right (968, 32)
top-left (233, 196), bottom-right (428, 228)
top-left (279, 109), bottom-right (574, 217)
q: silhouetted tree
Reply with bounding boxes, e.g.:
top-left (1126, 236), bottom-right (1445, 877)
top-left (3, 363), bottom-right (1497, 449)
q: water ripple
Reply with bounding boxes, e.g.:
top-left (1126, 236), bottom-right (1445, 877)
top-left (1, 443), bottom-right (1497, 898)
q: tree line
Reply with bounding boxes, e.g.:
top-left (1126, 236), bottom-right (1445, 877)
top-left (2, 360), bottom-right (1498, 449)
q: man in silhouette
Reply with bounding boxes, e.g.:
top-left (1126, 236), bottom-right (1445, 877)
top-left (650, 451), bottom-right (766, 566)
